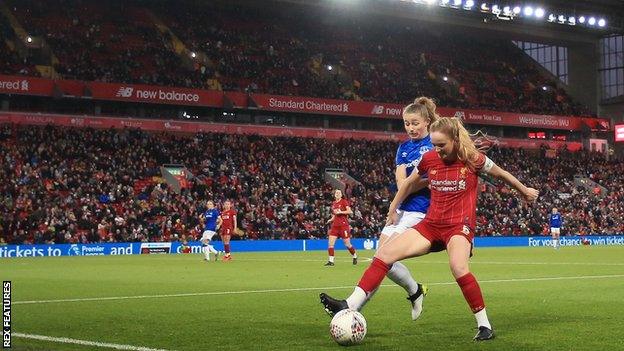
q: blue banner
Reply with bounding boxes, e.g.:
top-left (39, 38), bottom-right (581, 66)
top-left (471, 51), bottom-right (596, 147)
top-left (1, 235), bottom-right (622, 258)
top-left (475, 235), bottom-right (624, 247)
top-left (0, 242), bottom-right (138, 258)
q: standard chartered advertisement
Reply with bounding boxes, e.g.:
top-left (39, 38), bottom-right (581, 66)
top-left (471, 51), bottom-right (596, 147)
top-left (1, 236), bottom-right (623, 258)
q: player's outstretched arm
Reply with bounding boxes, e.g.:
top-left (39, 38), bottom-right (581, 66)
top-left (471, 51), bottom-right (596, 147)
top-left (484, 159), bottom-right (539, 202)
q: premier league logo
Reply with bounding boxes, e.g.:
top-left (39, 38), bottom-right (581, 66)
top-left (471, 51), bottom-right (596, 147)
top-left (67, 244), bottom-right (82, 256)
top-left (363, 239), bottom-right (375, 250)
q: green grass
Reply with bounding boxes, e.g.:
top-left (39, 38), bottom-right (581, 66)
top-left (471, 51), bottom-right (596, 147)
top-left (2, 246), bottom-right (624, 350)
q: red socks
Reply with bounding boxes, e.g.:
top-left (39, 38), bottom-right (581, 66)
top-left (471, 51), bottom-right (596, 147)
top-left (224, 244), bottom-right (231, 255)
top-left (456, 273), bottom-right (485, 313)
top-left (357, 257), bottom-right (390, 294)
top-left (328, 248), bottom-right (355, 256)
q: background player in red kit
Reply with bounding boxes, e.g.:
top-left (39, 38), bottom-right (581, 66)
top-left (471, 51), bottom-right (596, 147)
top-left (220, 200), bottom-right (237, 261)
top-left (325, 189), bottom-right (357, 266)
top-left (320, 117), bottom-right (539, 341)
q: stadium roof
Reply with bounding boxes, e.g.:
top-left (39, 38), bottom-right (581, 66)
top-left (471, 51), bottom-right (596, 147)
top-left (269, 0), bottom-right (624, 39)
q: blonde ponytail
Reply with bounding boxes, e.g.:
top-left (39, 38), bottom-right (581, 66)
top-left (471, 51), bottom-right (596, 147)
top-left (430, 117), bottom-right (481, 171)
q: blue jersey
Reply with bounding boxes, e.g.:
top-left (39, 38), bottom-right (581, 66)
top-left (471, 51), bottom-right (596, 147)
top-left (203, 208), bottom-right (220, 231)
top-left (395, 135), bottom-right (432, 213)
top-left (550, 213), bottom-right (562, 228)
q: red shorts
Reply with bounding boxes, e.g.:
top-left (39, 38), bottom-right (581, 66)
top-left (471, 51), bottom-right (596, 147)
top-left (414, 220), bottom-right (474, 253)
top-left (329, 225), bottom-right (351, 239)
top-left (221, 228), bottom-right (234, 236)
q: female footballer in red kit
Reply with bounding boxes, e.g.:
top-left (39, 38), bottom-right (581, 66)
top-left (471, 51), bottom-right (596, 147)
top-left (321, 117), bottom-right (539, 341)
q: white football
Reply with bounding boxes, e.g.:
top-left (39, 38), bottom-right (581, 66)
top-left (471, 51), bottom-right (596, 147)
top-left (329, 309), bottom-right (367, 346)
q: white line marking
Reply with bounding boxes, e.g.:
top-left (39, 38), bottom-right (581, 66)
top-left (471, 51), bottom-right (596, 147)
top-left (471, 260), bottom-right (624, 266)
top-left (234, 258), bottom-right (624, 266)
top-left (13, 274), bottom-right (624, 305)
top-left (12, 333), bottom-right (172, 351)
top-left (234, 258), bottom-right (365, 263)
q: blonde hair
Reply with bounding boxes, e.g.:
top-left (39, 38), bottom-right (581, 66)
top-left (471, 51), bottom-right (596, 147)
top-left (403, 97), bottom-right (439, 130)
top-left (430, 117), bottom-right (481, 171)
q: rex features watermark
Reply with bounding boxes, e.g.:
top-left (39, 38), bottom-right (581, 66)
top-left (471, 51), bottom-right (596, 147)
top-left (3, 281), bottom-right (10, 349)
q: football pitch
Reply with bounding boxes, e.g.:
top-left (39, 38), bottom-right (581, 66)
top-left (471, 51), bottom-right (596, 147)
top-left (2, 246), bottom-right (624, 351)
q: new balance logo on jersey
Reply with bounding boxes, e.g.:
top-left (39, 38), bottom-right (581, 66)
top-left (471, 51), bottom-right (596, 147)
top-left (371, 105), bottom-right (384, 115)
top-left (116, 87), bottom-right (134, 98)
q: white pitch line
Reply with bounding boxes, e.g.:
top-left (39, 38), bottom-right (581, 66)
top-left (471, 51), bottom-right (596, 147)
top-left (469, 260), bottom-right (624, 266)
top-left (233, 258), bottom-right (370, 263)
top-left (12, 333), bottom-right (172, 351)
top-left (234, 258), bottom-right (624, 266)
top-left (13, 274), bottom-right (624, 306)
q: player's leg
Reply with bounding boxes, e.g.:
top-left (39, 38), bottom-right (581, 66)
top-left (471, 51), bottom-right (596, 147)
top-left (326, 234), bottom-right (337, 266)
top-left (202, 240), bottom-right (210, 261)
top-left (320, 228), bottom-right (431, 315)
top-left (360, 231), bottom-right (426, 319)
top-left (342, 235), bottom-right (357, 265)
top-left (383, 234), bottom-right (420, 299)
top-left (381, 212), bottom-right (427, 319)
top-left (358, 234), bottom-right (391, 307)
top-left (205, 240), bottom-right (219, 261)
top-left (551, 229), bottom-right (557, 249)
top-left (446, 235), bottom-right (494, 341)
top-left (200, 231), bottom-right (212, 261)
top-left (554, 229), bottom-right (560, 249)
top-left (222, 232), bottom-right (232, 260)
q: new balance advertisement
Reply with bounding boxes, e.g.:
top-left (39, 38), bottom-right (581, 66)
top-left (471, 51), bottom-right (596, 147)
top-left (0, 75), bottom-right (609, 131)
top-left (87, 81), bottom-right (224, 107)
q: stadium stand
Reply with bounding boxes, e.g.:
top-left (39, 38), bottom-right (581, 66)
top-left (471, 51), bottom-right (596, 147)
top-left (1, 124), bottom-right (621, 245)
top-left (1, 0), bottom-right (593, 116)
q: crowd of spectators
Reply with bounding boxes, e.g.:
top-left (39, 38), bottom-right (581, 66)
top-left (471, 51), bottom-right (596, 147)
top-left (477, 147), bottom-right (624, 236)
top-left (1, 124), bottom-right (622, 246)
top-left (1, 0), bottom-right (591, 116)
top-left (7, 0), bottom-right (201, 87)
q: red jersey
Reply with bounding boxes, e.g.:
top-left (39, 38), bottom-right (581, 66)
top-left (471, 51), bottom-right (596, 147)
top-left (417, 150), bottom-right (486, 229)
top-left (331, 198), bottom-right (351, 227)
top-left (221, 209), bottom-right (237, 229)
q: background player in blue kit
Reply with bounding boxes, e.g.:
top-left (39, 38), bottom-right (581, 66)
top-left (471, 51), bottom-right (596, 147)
top-left (199, 200), bottom-right (222, 261)
top-left (550, 208), bottom-right (563, 249)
